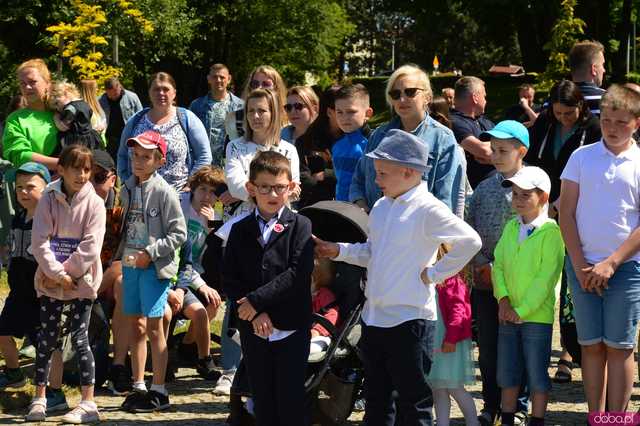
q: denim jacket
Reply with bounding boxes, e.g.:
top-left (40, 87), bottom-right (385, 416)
top-left (189, 92), bottom-right (243, 166)
top-left (117, 107), bottom-right (213, 184)
top-left (349, 114), bottom-right (464, 213)
top-left (99, 89), bottom-right (143, 124)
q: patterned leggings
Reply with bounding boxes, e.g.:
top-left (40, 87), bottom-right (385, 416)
top-left (34, 297), bottom-right (95, 387)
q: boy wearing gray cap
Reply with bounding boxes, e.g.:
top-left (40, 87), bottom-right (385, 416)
top-left (315, 129), bottom-right (482, 426)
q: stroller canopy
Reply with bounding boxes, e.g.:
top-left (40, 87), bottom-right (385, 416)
top-left (299, 201), bottom-right (368, 244)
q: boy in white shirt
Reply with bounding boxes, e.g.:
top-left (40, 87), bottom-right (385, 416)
top-left (315, 129), bottom-right (482, 426)
top-left (559, 84), bottom-right (640, 415)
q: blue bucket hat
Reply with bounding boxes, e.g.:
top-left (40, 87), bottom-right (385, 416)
top-left (479, 120), bottom-right (529, 148)
top-left (366, 129), bottom-right (428, 172)
top-left (6, 162), bottom-right (51, 184)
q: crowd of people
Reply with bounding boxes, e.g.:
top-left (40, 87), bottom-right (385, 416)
top-left (0, 37), bottom-right (638, 426)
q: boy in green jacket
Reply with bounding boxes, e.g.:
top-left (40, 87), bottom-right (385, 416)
top-left (492, 166), bottom-right (565, 426)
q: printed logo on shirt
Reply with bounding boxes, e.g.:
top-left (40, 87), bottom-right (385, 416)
top-left (50, 237), bottom-right (81, 263)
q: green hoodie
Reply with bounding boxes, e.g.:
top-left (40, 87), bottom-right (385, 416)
top-left (492, 217), bottom-right (565, 324)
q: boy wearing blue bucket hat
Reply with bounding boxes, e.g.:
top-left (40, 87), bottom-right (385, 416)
top-left (467, 119), bottom-right (531, 425)
top-left (315, 129), bottom-right (482, 426)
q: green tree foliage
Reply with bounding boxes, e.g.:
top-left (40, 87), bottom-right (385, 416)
top-left (540, 0), bottom-right (586, 87)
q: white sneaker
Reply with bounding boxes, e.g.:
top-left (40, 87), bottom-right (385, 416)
top-left (212, 371), bottom-right (234, 396)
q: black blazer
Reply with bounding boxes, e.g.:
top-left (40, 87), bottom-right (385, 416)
top-left (525, 112), bottom-right (601, 203)
top-left (222, 207), bottom-right (314, 331)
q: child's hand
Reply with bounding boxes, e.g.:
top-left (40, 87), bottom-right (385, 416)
top-left (59, 275), bottom-right (76, 291)
top-left (199, 285), bottom-right (222, 309)
top-left (498, 297), bottom-right (519, 323)
top-left (311, 329), bottom-right (321, 338)
top-left (219, 191), bottom-right (239, 206)
top-left (167, 289), bottom-right (183, 315)
top-left (290, 183), bottom-right (302, 200)
top-left (441, 342), bottom-right (456, 353)
top-left (237, 297), bottom-right (257, 321)
top-left (199, 205), bottom-right (215, 222)
top-left (43, 276), bottom-right (59, 289)
top-left (312, 235), bottom-right (339, 259)
top-left (252, 312), bottom-right (273, 338)
top-left (53, 113), bottom-right (70, 132)
top-left (135, 251), bottom-right (152, 269)
top-left (583, 260), bottom-right (615, 294)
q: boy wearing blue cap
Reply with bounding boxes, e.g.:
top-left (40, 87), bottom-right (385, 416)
top-left (0, 163), bottom-right (52, 388)
top-left (315, 129), bottom-right (481, 426)
top-left (466, 120), bottom-right (530, 425)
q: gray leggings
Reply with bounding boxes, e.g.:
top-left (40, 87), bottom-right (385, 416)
top-left (35, 297), bottom-right (95, 387)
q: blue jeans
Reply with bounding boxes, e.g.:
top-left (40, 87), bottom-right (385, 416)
top-left (566, 257), bottom-right (640, 349)
top-left (497, 322), bottom-right (552, 393)
top-left (361, 319), bottom-right (435, 426)
top-left (220, 300), bottom-right (242, 371)
top-left (473, 289), bottom-right (529, 415)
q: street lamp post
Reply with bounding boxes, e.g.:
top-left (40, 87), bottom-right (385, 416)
top-left (391, 38), bottom-right (396, 71)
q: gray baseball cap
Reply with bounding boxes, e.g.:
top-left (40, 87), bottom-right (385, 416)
top-left (366, 129), bottom-right (428, 172)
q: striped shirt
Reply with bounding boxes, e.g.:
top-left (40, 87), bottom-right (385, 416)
top-left (542, 81), bottom-right (606, 116)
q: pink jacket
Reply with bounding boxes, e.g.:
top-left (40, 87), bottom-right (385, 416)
top-left (437, 274), bottom-right (472, 345)
top-left (311, 287), bottom-right (339, 337)
top-left (31, 179), bottom-right (106, 301)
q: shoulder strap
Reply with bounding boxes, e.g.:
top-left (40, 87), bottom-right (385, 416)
top-left (177, 107), bottom-right (194, 164)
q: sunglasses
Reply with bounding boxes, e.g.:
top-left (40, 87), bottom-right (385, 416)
top-left (92, 169), bottom-right (113, 184)
top-left (250, 79), bottom-right (275, 90)
top-left (252, 183), bottom-right (289, 195)
top-left (284, 102), bottom-right (306, 113)
top-left (388, 87), bottom-right (424, 100)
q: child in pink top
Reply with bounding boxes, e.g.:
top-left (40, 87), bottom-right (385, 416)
top-left (427, 274), bottom-right (478, 426)
top-left (310, 259), bottom-right (339, 354)
top-left (27, 145), bottom-right (106, 423)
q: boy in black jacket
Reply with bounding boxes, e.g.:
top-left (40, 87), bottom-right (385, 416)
top-left (223, 151), bottom-right (314, 426)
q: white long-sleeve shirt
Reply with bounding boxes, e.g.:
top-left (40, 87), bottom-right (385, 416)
top-left (335, 182), bottom-right (482, 328)
top-left (224, 137), bottom-right (300, 216)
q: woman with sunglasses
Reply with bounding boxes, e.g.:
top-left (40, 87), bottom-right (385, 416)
top-left (281, 86), bottom-right (319, 143)
top-left (117, 72), bottom-right (212, 193)
top-left (224, 65), bottom-right (288, 142)
top-left (350, 64), bottom-right (464, 216)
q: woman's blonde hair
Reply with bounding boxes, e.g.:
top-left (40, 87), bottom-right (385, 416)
top-left (48, 80), bottom-right (80, 110)
top-left (385, 64), bottom-right (432, 110)
top-left (16, 59), bottom-right (51, 84)
top-left (287, 85), bottom-right (320, 117)
top-left (242, 65), bottom-right (288, 128)
top-left (79, 80), bottom-right (105, 119)
top-left (244, 88), bottom-right (282, 147)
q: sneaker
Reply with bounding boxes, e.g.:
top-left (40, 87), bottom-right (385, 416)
top-left (25, 398), bottom-right (47, 422)
top-left (0, 367), bottom-right (26, 389)
top-left (18, 344), bottom-right (36, 359)
top-left (128, 389), bottom-right (170, 412)
top-left (108, 364), bottom-right (132, 395)
top-left (213, 371), bottom-right (234, 396)
top-left (353, 398), bottom-right (366, 412)
top-left (62, 402), bottom-right (100, 424)
top-left (478, 410), bottom-right (495, 426)
top-left (196, 355), bottom-right (222, 381)
top-left (121, 389), bottom-right (147, 412)
top-left (46, 387), bottom-right (69, 412)
top-left (514, 411), bottom-right (528, 425)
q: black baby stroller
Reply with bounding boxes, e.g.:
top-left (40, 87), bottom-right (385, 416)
top-left (227, 200), bottom-right (369, 426)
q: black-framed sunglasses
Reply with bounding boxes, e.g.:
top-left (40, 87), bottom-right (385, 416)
top-left (92, 169), bottom-right (113, 184)
top-left (284, 102), bottom-right (306, 113)
top-left (250, 79), bottom-right (275, 90)
top-left (388, 87), bottom-right (424, 100)
top-left (252, 183), bottom-right (289, 195)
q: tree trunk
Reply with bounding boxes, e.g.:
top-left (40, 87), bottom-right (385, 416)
top-left (612, 0), bottom-right (633, 82)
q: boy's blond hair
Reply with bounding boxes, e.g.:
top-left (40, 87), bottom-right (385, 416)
top-left (601, 84), bottom-right (640, 118)
top-left (49, 80), bottom-right (80, 109)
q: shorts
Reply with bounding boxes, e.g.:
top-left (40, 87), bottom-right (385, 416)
top-left (566, 257), bottom-right (640, 349)
top-left (0, 290), bottom-right (40, 341)
top-left (182, 286), bottom-right (216, 310)
top-left (122, 266), bottom-right (169, 318)
top-left (497, 322), bottom-right (552, 393)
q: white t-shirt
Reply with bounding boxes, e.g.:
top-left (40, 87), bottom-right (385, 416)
top-left (224, 137), bottom-right (300, 217)
top-left (561, 140), bottom-right (640, 264)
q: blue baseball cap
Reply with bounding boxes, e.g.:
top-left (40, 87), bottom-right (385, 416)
top-left (366, 129), bottom-right (428, 172)
top-left (6, 162), bottom-right (51, 184)
top-left (479, 120), bottom-right (529, 148)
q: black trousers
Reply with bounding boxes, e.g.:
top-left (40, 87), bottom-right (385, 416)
top-left (239, 325), bottom-right (310, 426)
top-left (361, 319), bottom-right (435, 426)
